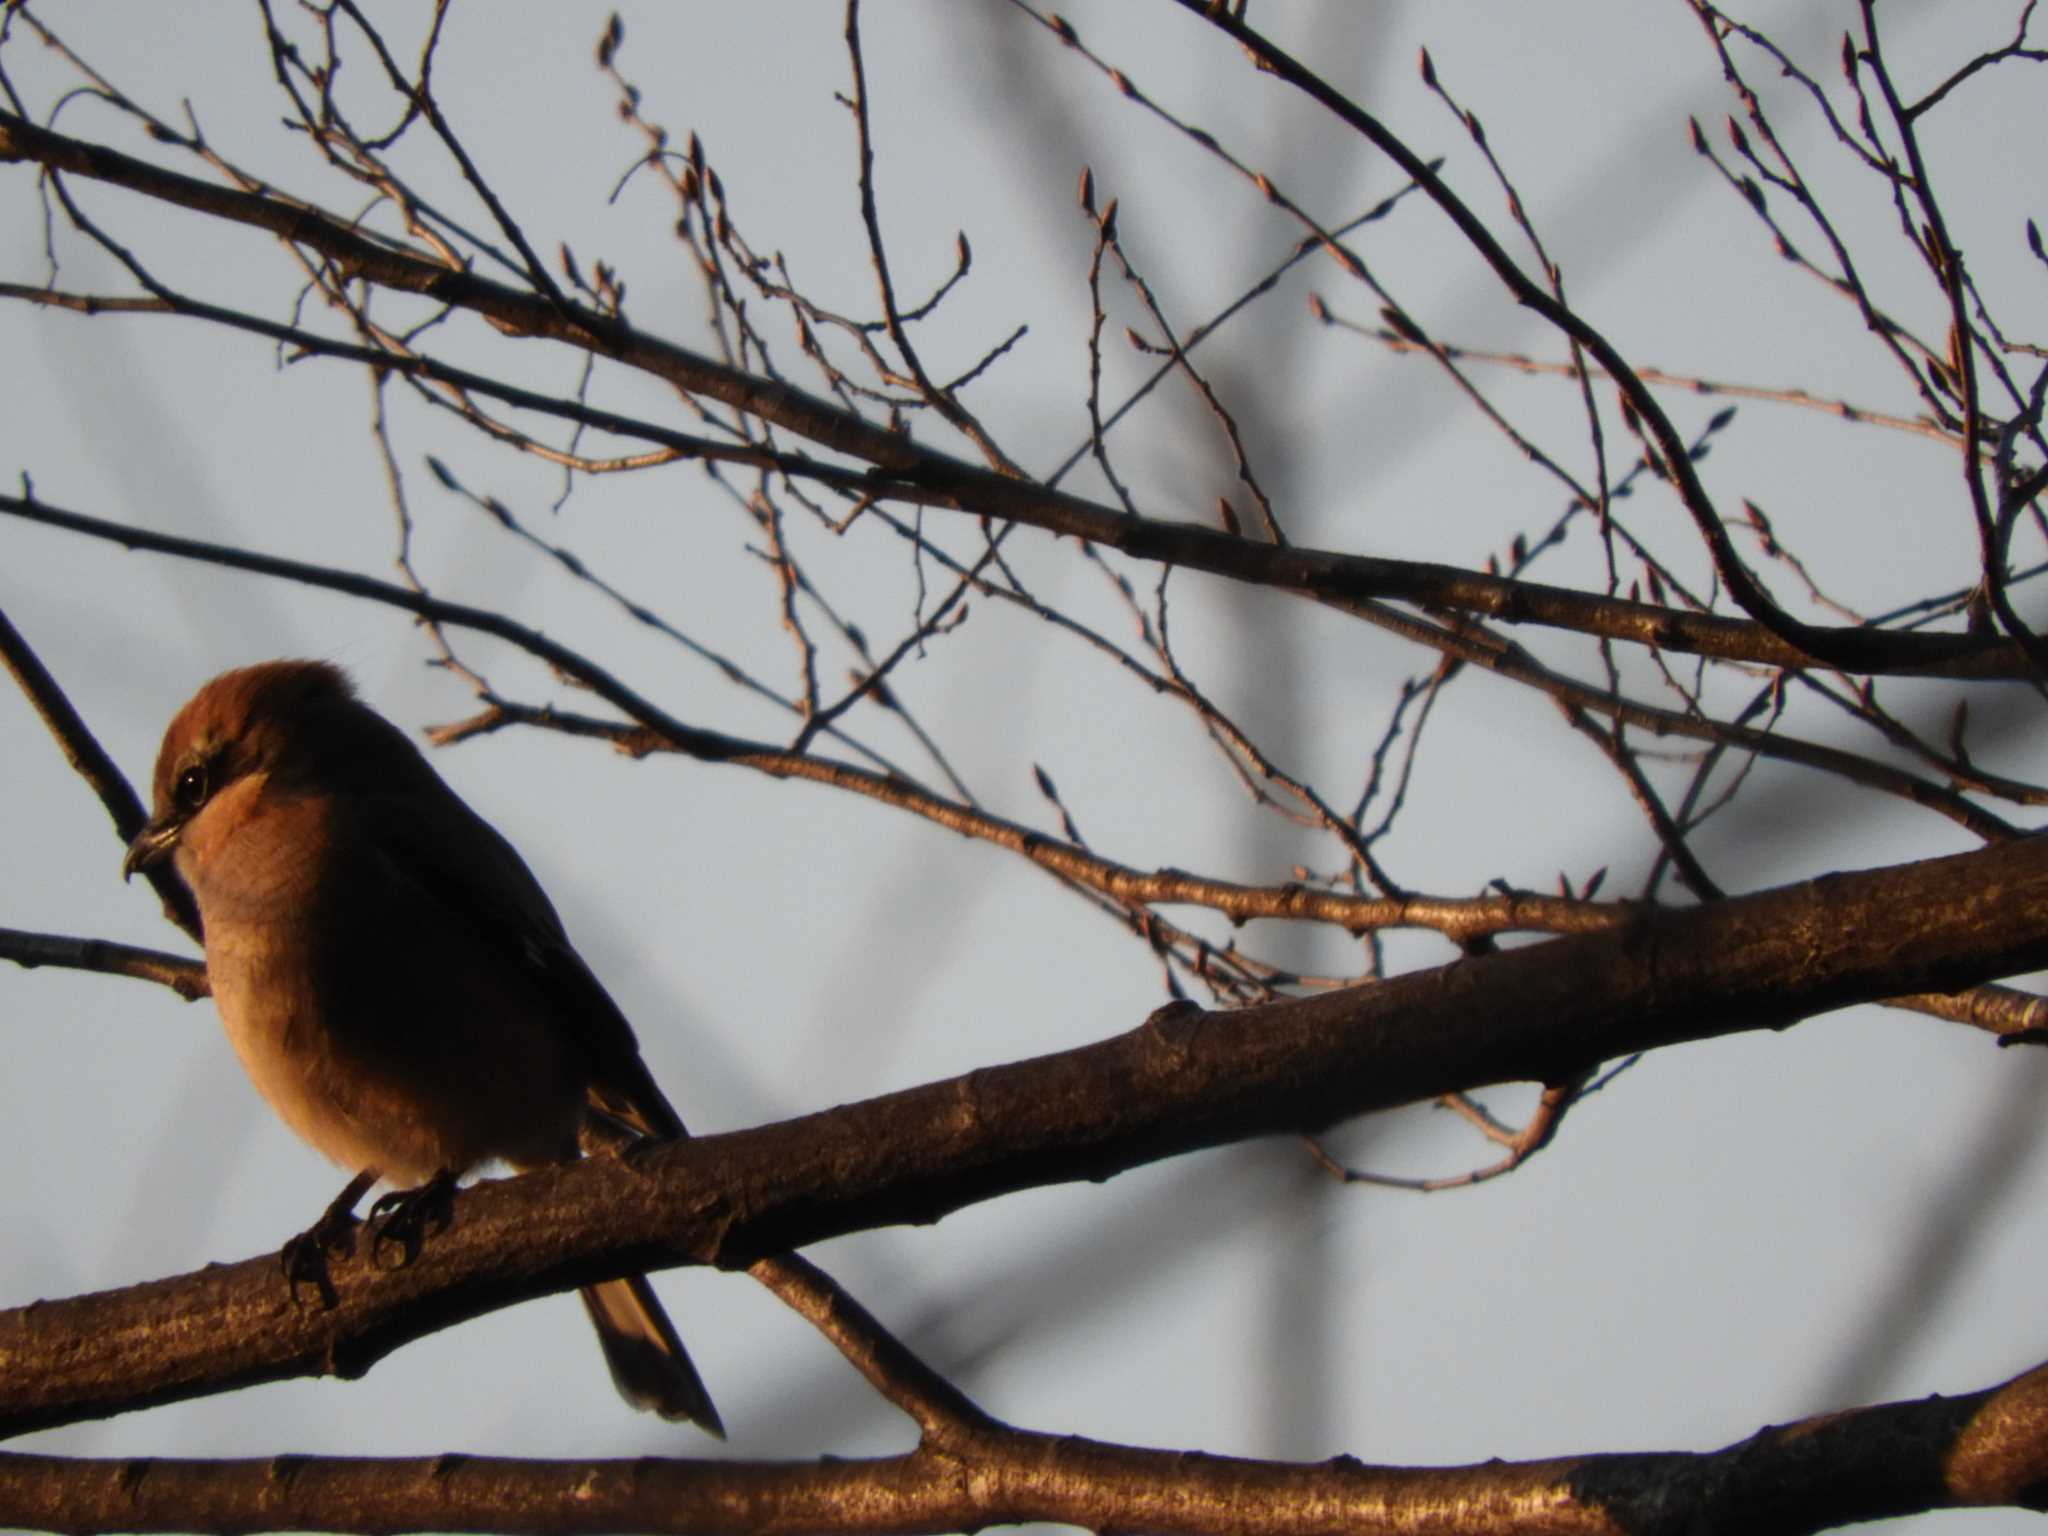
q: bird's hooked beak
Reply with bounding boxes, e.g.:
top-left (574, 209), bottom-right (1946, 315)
top-left (123, 813), bottom-right (184, 881)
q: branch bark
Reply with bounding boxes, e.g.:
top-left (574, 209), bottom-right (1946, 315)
top-left (0, 107), bottom-right (2035, 681)
top-left (7, 834), bottom-right (2048, 1437)
top-left (7, 1355), bottom-right (2048, 1534)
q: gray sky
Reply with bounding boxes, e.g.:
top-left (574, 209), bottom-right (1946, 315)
top-left (4, 3), bottom-right (2046, 1531)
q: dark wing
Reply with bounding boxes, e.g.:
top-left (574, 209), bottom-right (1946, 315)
top-left (360, 775), bottom-right (687, 1142)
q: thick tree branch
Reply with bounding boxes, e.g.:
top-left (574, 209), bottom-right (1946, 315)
top-left (6, 835), bottom-right (2048, 1436)
top-left (5, 1356), bottom-right (2048, 1534)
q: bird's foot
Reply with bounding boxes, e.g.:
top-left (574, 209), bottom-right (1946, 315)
top-left (366, 1169), bottom-right (456, 1269)
top-left (282, 1169), bottom-right (377, 1309)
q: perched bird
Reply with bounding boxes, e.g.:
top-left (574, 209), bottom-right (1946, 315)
top-left (123, 659), bottom-right (721, 1433)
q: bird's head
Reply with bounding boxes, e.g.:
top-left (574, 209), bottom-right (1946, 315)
top-left (123, 659), bottom-right (367, 881)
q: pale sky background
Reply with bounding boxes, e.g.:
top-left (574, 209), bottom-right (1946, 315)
top-left (4, 3), bottom-right (2047, 1533)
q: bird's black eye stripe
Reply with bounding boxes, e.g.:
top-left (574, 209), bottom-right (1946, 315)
top-left (172, 761), bottom-right (210, 812)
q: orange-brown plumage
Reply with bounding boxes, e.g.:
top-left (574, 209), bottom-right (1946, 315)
top-left (126, 660), bottom-right (719, 1432)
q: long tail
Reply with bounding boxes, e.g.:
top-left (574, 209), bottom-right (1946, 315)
top-left (581, 1276), bottom-right (724, 1435)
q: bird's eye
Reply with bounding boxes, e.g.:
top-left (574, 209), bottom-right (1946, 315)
top-left (172, 763), bottom-right (210, 812)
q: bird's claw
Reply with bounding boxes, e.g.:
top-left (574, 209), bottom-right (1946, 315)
top-left (366, 1171), bottom-right (455, 1270)
top-left (281, 1203), bottom-right (360, 1310)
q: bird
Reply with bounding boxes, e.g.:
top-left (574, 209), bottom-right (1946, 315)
top-left (122, 658), bottom-right (722, 1433)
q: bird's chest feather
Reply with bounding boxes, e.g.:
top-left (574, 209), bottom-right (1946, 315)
top-left (182, 783), bottom-right (584, 1179)
top-left (203, 926), bottom-right (385, 1170)
top-left (182, 789), bottom-right (430, 1172)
